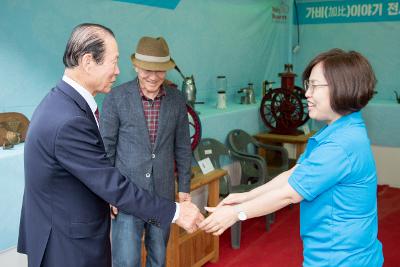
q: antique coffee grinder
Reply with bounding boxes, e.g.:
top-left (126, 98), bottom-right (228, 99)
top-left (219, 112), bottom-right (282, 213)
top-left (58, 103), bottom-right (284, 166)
top-left (259, 64), bottom-right (309, 134)
top-left (173, 65), bottom-right (202, 150)
top-left (238, 82), bottom-right (256, 104)
top-left (175, 65), bottom-right (197, 109)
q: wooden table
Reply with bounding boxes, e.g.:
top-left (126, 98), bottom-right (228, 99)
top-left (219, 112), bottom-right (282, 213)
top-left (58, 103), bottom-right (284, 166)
top-left (254, 131), bottom-right (315, 166)
top-left (142, 168), bottom-right (226, 267)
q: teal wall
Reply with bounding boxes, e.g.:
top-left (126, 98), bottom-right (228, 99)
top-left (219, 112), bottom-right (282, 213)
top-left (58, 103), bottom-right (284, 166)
top-left (0, 0), bottom-right (291, 118)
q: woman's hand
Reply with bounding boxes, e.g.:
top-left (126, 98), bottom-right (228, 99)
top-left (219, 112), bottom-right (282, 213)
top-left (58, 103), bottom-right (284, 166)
top-left (198, 205), bottom-right (237, 236)
top-left (217, 192), bottom-right (250, 207)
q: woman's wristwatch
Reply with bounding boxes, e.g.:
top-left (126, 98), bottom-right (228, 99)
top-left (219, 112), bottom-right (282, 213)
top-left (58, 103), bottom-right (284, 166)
top-left (233, 205), bottom-right (247, 221)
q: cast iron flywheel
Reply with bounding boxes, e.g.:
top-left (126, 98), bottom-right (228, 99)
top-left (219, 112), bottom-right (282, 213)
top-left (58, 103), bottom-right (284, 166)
top-left (260, 88), bottom-right (308, 134)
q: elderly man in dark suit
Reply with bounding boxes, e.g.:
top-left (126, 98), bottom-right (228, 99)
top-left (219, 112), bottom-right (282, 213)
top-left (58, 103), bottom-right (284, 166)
top-left (100, 36), bottom-right (192, 267)
top-left (17, 23), bottom-right (202, 267)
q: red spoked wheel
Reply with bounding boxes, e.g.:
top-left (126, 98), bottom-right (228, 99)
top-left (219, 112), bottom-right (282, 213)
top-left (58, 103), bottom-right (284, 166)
top-left (260, 88), bottom-right (305, 134)
top-left (186, 104), bottom-right (202, 151)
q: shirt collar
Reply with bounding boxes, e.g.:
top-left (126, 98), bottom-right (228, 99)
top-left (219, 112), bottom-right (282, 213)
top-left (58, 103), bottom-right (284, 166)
top-left (311, 111), bottom-right (364, 143)
top-left (62, 75), bottom-right (98, 114)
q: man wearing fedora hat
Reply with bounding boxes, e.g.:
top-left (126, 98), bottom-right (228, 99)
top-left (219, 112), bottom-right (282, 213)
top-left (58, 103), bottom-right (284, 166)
top-left (100, 36), bottom-right (192, 267)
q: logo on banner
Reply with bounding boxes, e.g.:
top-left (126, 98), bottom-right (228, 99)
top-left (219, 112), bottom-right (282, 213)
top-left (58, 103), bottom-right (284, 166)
top-left (273, 0), bottom-right (290, 23)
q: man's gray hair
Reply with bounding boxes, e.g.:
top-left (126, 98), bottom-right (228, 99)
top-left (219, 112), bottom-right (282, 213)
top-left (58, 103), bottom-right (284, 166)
top-left (63, 23), bottom-right (114, 68)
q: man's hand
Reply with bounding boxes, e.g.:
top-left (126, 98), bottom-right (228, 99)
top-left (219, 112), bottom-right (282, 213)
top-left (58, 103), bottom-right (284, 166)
top-left (110, 205), bottom-right (118, 219)
top-left (178, 192), bottom-right (192, 202)
top-left (175, 201), bottom-right (204, 233)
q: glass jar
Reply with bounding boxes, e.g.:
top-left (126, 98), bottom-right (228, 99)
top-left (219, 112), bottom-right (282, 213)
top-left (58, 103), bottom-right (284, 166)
top-left (216, 75), bottom-right (227, 93)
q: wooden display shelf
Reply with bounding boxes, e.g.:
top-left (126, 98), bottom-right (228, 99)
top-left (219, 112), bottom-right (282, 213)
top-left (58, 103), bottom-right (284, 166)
top-left (141, 168), bottom-right (226, 267)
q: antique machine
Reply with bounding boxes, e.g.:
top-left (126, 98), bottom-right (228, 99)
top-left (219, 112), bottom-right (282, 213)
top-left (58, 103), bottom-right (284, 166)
top-left (186, 105), bottom-right (202, 151)
top-left (175, 65), bottom-right (197, 110)
top-left (238, 83), bottom-right (256, 105)
top-left (164, 66), bottom-right (202, 151)
top-left (0, 112), bottom-right (30, 149)
top-left (259, 64), bottom-right (309, 135)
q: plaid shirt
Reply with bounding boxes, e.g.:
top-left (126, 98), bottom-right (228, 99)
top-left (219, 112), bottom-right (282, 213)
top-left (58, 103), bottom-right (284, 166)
top-left (139, 85), bottom-right (166, 147)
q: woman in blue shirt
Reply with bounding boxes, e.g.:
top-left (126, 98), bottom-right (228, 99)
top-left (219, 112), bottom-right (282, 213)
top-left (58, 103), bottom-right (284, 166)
top-left (199, 49), bottom-right (384, 266)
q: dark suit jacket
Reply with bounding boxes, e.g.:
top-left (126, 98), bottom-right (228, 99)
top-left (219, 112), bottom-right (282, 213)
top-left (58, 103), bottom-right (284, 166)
top-left (100, 79), bottom-right (192, 201)
top-left (17, 80), bottom-right (175, 267)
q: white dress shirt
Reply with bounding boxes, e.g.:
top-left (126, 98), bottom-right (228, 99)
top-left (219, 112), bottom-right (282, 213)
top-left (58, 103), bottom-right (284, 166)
top-left (62, 75), bottom-right (99, 127)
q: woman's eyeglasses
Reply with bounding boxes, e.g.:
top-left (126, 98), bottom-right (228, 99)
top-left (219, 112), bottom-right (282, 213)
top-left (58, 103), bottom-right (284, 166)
top-left (303, 80), bottom-right (329, 94)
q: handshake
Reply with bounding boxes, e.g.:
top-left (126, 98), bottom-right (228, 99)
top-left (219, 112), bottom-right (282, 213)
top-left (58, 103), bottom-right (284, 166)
top-left (177, 192), bottom-right (248, 235)
top-left (110, 192), bottom-right (238, 234)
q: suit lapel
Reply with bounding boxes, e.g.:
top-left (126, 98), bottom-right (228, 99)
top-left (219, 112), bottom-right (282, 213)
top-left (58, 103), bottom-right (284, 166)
top-left (56, 80), bottom-right (101, 134)
top-left (153, 88), bottom-right (172, 151)
top-left (129, 81), bottom-right (152, 151)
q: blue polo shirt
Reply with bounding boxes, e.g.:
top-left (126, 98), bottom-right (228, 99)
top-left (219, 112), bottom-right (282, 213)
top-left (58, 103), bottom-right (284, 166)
top-left (289, 112), bottom-right (383, 267)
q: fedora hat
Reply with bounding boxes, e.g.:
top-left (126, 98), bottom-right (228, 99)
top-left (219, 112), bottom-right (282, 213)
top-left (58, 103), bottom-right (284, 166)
top-left (131, 36), bottom-right (175, 71)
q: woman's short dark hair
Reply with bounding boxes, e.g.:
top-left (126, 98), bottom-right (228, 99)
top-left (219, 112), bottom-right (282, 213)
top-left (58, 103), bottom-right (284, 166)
top-left (63, 23), bottom-right (114, 68)
top-left (302, 49), bottom-right (376, 115)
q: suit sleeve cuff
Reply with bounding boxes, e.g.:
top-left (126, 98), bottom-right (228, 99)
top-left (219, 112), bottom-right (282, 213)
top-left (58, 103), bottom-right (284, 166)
top-left (172, 202), bottom-right (180, 223)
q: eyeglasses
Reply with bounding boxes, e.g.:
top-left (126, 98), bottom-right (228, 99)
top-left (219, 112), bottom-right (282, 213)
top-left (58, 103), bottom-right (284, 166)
top-left (303, 80), bottom-right (329, 94)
